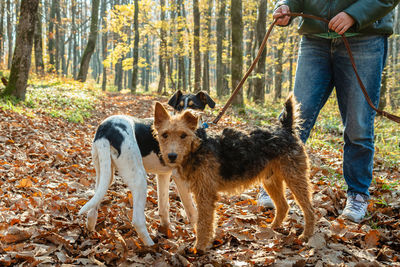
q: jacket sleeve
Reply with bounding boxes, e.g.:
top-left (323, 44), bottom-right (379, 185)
top-left (344, 0), bottom-right (400, 30)
top-left (274, 0), bottom-right (303, 13)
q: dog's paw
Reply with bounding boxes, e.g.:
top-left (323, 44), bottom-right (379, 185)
top-left (184, 247), bottom-right (205, 256)
top-left (298, 233), bottom-right (311, 242)
top-left (158, 225), bottom-right (173, 238)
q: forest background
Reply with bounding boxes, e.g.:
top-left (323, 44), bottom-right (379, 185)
top-left (0, 0), bottom-right (399, 266)
top-left (0, 0), bottom-right (398, 106)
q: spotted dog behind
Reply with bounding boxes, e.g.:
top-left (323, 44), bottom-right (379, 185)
top-left (78, 90), bottom-right (215, 246)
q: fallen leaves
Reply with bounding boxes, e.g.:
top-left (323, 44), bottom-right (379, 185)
top-left (17, 178), bottom-right (33, 188)
top-left (364, 229), bottom-right (380, 248)
top-left (0, 91), bottom-right (399, 266)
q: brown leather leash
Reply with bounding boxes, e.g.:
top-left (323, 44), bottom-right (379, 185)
top-left (212, 12), bottom-right (400, 124)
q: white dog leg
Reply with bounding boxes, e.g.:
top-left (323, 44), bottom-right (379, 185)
top-left (86, 146), bottom-right (101, 231)
top-left (156, 173), bottom-right (172, 228)
top-left (79, 139), bottom-right (112, 216)
top-left (174, 175), bottom-right (197, 226)
top-left (119, 166), bottom-right (154, 246)
top-left (116, 140), bottom-right (154, 246)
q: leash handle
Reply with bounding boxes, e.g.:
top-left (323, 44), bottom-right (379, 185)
top-left (213, 12), bottom-right (400, 124)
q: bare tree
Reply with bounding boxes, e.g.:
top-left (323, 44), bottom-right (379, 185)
top-left (274, 32), bottom-right (286, 100)
top-left (2, 0), bottom-right (39, 100)
top-left (101, 0), bottom-right (107, 91)
top-left (231, 0), bottom-right (244, 106)
top-left (253, 0), bottom-right (267, 104)
top-left (34, 2), bottom-right (45, 75)
top-left (157, 0), bottom-right (166, 94)
top-left (7, 0), bottom-right (13, 69)
top-left (193, 0), bottom-right (201, 92)
top-left (48, 0), bottom-right (57, 72)
top-left (202, 0), bottom-right (212, 93)
top-left (177, 0), bottom-right (186, 91)
top-left (76, 0), bottom-right (100, 82)
top-left (130, 0), bottom-right (139, 92)
top-left (0, 1), bottom-right (4, 65)
top-left (216, 0), bottom-right (228, 97)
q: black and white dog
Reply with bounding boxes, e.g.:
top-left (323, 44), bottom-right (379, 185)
top-left (78, 90), bottom-right (215, 246)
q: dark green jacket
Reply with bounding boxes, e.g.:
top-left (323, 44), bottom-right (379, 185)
top-left (276, 0), bottom-right (399, 35)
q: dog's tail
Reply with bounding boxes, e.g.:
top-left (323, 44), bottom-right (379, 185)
top-left (279, 93), bottom-right (301, 134)
top-left (79, 138), bottom-right (112, 215)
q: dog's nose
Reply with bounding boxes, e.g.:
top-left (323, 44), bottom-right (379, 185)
top-left (168, 153), bottom-right (177, 162)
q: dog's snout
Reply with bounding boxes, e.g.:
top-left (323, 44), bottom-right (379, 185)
top-left (168, 153), bottom-right (178, 162)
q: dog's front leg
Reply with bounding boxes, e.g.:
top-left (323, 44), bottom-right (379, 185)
top-left (193, 192), bottom-right (217, 253)
top-left (156, 173), bottom-right (172, 229)
top-left (173, 174), bottom-right (197, 226)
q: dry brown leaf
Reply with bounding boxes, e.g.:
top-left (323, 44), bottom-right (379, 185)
top-left (364, 229), bottom-right (380, 248)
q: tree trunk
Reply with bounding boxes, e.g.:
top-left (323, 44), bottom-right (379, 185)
top-left (193, 0), bottom-right (201, 92)
top-left (231, 0), bottom-right (244, 106)
top-left (2, 0), bottom-right (39, 100)
top-left (177, 0), bottom-right (186, 91)
top-left (101, 0), bottom-right (107, 91)
top-left (253, 0), bottom-right (267, 104)
top-left (288, 36), bottom-right (294, 91)
top-left (202, 0), bottom-right (212, 93)
top-left (7, 0), bottom-right (13, 69)
top-left (71, 0), bottom-right (77, 77)
top-left (145, 35), bottom-right (150, 92)
top-left (55, 1), bottom-right (61, 73)
top-left (34, 5), bottom-right (44, 74)
top-left (389, 6), bottom-right (399, 109)
top-left (216, 0), bottom-right (228, 97)
top-left (274, 33), bottom-right (286, 100)
top-left (379, 66), bottom-right (387, 110)
top-left (157, 0), bottom-right (166, 94)
top-left (48, 0), bottom-right (57, 72)
top-left (76, 0), bottom-right (100, 82)
top-left (245, 26), bottom-right (255, 101)
top-left (0, 1), bottom-right (4, 65)
top-left (115, 58), bottom-right (123, 91)
top-left (59, 3), bottom-right (67, 76)
top-left (130, 0), bottom-right (139, 93)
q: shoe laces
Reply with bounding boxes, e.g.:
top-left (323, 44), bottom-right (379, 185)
top-left (347, 194), bottom-right (367, 212)
top-left (259, 189), bottom-right (270, 199)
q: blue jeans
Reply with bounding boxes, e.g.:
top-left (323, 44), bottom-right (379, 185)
top-left (294, 35), bottom-right (388, 198)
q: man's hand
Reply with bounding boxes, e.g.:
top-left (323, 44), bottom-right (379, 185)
top-left (328, 12), bottom-right (355, 35)
top-left (273, 5), bottom-right (290, 26)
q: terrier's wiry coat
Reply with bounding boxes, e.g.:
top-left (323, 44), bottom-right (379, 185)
top-left (153, 95), bottom-right (315, 252)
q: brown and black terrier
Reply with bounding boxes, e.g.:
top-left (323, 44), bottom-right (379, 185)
top-left (153, 95), bottom-right (315, 253)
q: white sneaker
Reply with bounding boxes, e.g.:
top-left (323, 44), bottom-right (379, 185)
top-left (258, 188), bottom-right (275, 209)
top-left (341, 193), bottom-right (368, 223)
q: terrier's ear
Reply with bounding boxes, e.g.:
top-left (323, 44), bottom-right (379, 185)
top-left (154, 102), bottom-right (170, 129)
top-left (182, 110), bottom-right (199, 131)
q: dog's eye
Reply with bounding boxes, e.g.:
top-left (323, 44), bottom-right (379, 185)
top-left (180, 133), bottom-right (187, 139)
top-left (162, 133), bottom-right (168, 139)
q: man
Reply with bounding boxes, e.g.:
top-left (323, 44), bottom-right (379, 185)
top-left (258, 0), bottom-right (399, 223)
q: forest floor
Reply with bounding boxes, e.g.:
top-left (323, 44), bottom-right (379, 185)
top-left (0, 77), bottom-right (399, 266)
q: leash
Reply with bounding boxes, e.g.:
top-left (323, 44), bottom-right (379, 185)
top-left (212, 12), bottom-right (400, 125)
